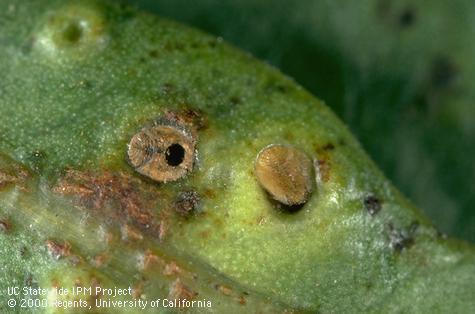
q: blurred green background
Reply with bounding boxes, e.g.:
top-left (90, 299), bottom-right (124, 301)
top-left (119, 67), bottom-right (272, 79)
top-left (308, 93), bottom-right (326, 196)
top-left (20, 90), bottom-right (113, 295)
top-left (123, 0), bottom-right (475, 243)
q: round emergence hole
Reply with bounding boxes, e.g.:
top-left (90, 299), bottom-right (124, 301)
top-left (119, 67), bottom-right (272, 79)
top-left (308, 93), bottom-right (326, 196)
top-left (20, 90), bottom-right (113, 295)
top-left (165, 144), bottom-right (185, 166)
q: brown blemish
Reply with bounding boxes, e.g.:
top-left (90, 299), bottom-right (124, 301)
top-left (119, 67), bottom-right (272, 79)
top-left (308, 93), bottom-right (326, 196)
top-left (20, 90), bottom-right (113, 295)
top-left (256, 215), bottom-right (267, 226)
top-left (53, 170), bottom-right (161, 238)
top-left (215, 284), bottom-right (233, 296)
top-left (46, 239), bottom-right (71, 260)
top-left (199, 230), bottom-right (209, 239)
top-left (121, 224), bottom-right (144, 242)
top-left (0, 165), bottom-right (30, 190)
top-left (140, 249), bottom-right (164, 270)
top-left (132, 282), bottom-right (144, 299)
top-left (163, 261), bottom-right (181, 276)
top-left (364, 194), bottom-right (382, 216)
top-left (90, 277), bottom-right (102, 304)
top-left (168, 279), bottom-right (197, 301)
top-left (174, 191), bottom-right (200, 217)
top-left (316, 159), bottom-right (331, 183)
top-left (255, 144), bottom-right (314, 206)
top-left (238, 295), bottom-right (247, 305)
top-left (158, 211), bottom-right (169, 241)
top-left (322, 143), bottom-right (335, 151)
top-left (92, 254), bottom-right (108, 268)
top-left (163, 108), bottom-right (208, 131)
top-left (313, 143), bottom-right (333, 183)
top-left (0, 218), bottom-right (11, 233)
top-left (203, 188), bottom-right (217, 199)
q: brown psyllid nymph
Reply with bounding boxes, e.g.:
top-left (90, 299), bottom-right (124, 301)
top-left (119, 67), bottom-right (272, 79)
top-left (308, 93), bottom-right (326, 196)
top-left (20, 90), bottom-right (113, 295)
top-left (127, 118), bottom-right (196, 183)
top-left (255, 144), bottom-right (313, 206)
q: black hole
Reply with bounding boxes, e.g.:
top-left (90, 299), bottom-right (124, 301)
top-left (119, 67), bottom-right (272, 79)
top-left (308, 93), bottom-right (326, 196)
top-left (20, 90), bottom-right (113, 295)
top-left (165, 144), bottom-right (185, 166)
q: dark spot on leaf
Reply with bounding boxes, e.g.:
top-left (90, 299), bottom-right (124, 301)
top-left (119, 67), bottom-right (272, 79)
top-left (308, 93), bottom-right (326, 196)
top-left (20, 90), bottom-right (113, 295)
top-left (27, 150), bottom-right (46, 172)
top-left (161, 82), bottom-right (175, 95)
top-left (430, 56), bottom-right (457, 89)
top-left (376, 2), bottom-right (416, 29)
top-left (62, 21), bottom-right (83, 43)
top-left (322, 143), bottom-right (335, 151)
top-left (229, 96), bottom-right (241, 107)
top-left (20, 246), bottom-right (29, 259)
top-left (338, 138), bottom-right (347, 146)
top-left (398, 8), bottom-right (416, 27)
top-left (175, 191), bottom-right (200, 217)
top-left (23, 273), bottom-right (36, 288)
top-left (149, 49), bottom-right (159, 58)
top-left (388, 224), bottom-right (415, 252)
top-left (208, 39), bottom-right (218, 48)
top-left (164, 41), bottom-right (185, 52)
top-left (409, 221), bottom-right (420, 234)
top-left (364, 195), bottom-right (382, 216)
top-left (118, 4), bottom-right (135, 20)
top-left (437, 230), bottom-right (448, 240)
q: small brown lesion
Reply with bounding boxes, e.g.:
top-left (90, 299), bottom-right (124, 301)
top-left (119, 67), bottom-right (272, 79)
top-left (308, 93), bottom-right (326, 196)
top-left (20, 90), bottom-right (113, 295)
top-left (53, 170), bottom-right (162, 238)
top-left (140, 249), bottom-right (164, 270)
top-left (0, 218), bottom-right (12, 234)
top-left (168, 279), bottom-right (197, 301)
top-left (315, 158), bottom-right (331, 183)
top-left (387, 222), bottom-right (418, 252)
top-left (163, 261), bottom-right (181, 276)
top-left (92, 253), bottom-right (108, 268)
top-left (120, 224), bottom-right (144, 242)
top-left (0, 158), bottom-right (30, 191)
top-left (46, 239), bottom-right (71, 260)
top-left (364, 194), bottom-right (382, 216)
top-left (174, 190), bottom-right (200, 217)
top-left (214, 284), bottom-right (233, 296)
